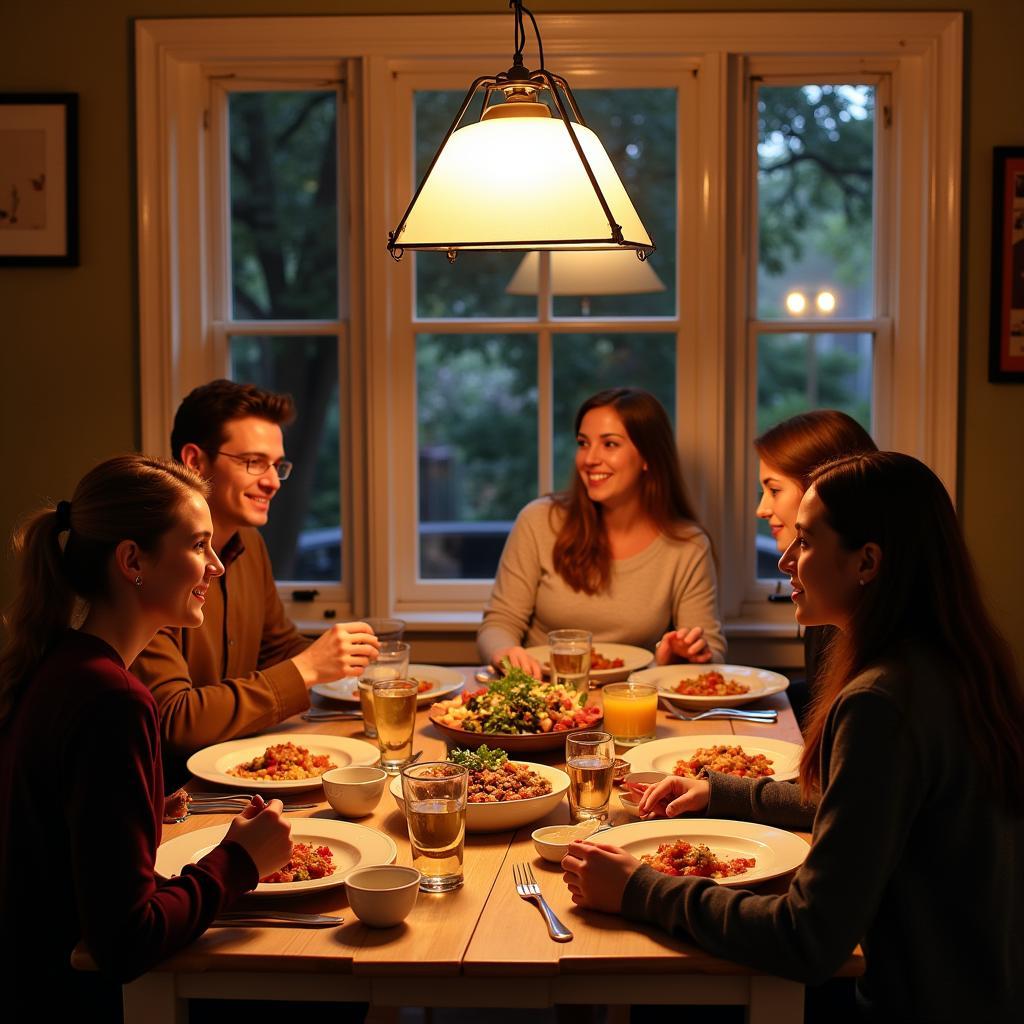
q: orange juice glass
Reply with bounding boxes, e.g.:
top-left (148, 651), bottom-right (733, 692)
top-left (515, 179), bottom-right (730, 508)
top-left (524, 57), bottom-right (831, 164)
top-left (601, 682), bottom-right (658, 746)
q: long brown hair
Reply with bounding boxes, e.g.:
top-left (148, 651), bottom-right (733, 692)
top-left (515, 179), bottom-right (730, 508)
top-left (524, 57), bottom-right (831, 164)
top-left (798, 452), bottom-right (1024, 813)
top-left (754, 409), bottom-right (876, 490)
top-left (552, 388), bottom-right (704, 594)
top-left (0, 455), bottom-right (208, 727)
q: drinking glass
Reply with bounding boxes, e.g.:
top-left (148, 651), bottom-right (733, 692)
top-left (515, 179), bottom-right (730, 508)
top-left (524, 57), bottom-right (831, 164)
top-left (565, 730), bottom-right (615, 822)
top-left (602, 681), bottom-right (658, 746)
top-left (362, 617), bottom-right (407, 643)
top-left (548, 628), bottom-right (592, 694)
top-left (372, 678), bottom-right (418, 773)
top-left (401, 761), bottom-right (469, 892)
top-left (357, 641), bottom-right (410, 738)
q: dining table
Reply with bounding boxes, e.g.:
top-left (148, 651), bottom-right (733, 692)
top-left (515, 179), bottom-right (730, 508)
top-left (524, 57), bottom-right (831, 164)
top-left (85, 668), bottom-right (862, 1024)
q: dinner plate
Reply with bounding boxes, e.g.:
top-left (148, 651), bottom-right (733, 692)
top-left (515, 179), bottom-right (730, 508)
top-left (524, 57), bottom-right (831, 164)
top-left (388, 761), bottom-right (569, 833)
top-left (622, 734), bottom-right (804, 783)
top-left (630, 663), bottom-right (790, 709)
top-left (156, 820), bottom-right (397, 897)
top-left (187, 733), bottom-right (380, 793)
top-left (312, 664), bottom-right (465, 705)
top-left (523, 642), bottom-right (654, 684)
top-left (427, 711), bottom-right (597, 752)
top-left (597, 818), bottom-right (809, 887)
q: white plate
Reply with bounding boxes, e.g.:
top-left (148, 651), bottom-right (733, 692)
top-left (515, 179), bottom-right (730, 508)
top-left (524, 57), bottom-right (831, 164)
top-left (631, 663), bottom-right (789, 709)
top-left (598, 818), bottom-right (809, 887)
top-left (623, 734), bottom-right (804, 783)
top-left (187, 733), bottom-right (380, 793)
top-left (156, 820), bottom-right (397, 897)
top-left (312, 664), bottom-right (465, 705)
top-left (523, 643), bottom-right (654, 684)
top-left (389, 761), bottom-right (569, 833)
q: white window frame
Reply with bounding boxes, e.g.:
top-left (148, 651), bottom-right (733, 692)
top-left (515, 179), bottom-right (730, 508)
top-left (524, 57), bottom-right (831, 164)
top-left (135, 11), bottom-right (962, 641)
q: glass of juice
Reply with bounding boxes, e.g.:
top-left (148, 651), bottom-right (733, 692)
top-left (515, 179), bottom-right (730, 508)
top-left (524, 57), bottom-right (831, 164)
top-left (565, 730), bottom-right (615, 822)
top-left (372, 678), bottom-right (418, 773)
top-left (548, 629), bottom-right (592, 694)
top-left (358, 642), bottom-right (411, 738)
top-left (401, 761), bottom-right (469, 892)
top-left (602, 681), bottom-right (658, 747)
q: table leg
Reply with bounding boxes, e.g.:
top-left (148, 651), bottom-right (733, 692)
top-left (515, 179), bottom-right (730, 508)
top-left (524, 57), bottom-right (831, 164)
top-left (123, 973), bottom-right (186, 1024)
top-left (747, 976), bottom-right (803, 1024)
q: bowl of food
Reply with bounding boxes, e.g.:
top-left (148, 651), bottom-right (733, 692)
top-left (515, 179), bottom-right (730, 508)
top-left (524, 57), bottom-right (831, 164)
top-left (322, 766), bottom-right (388, 818)
top-left (345, 865), bottom-right (421, 927)
top-left (531, 819), bottom-right (603, 862)
top-left (428, 666), bottom-right (602, 752)
top-left (390, 746), bottom-right (569, 833)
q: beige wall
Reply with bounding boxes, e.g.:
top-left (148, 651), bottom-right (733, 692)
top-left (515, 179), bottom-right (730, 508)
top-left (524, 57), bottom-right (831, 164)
top-left (2, 1), bottom-right (1022, 665)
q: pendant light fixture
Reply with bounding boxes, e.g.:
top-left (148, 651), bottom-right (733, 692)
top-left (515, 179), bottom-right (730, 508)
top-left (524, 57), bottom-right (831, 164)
top-left (387, 1), bottom-right (655, 263)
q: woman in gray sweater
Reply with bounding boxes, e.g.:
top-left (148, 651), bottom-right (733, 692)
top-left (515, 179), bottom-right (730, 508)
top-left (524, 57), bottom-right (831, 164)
top-left (562, 452), bottom-right (1024, 1020)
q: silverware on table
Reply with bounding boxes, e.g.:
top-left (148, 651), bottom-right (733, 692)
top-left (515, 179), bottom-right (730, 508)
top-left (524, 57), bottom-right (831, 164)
top-left (211, 910), bottom-right (342, 928)
top-left (301, 710), bottom-right (363, 722)
top-left (512, 863), bottom-right (573, 942)
top-left (407, 749), bottom-right (424, 765)
top-left (185, 801), bottom-right (318, 815)
top-left (658, 698), bottom-right (778, 723)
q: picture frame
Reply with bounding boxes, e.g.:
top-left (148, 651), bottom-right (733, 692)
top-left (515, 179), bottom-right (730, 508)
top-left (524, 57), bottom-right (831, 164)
top-left (0, 93), bottom-right (78, 267)
top-left (989, 146), bottom-right (1024, 382)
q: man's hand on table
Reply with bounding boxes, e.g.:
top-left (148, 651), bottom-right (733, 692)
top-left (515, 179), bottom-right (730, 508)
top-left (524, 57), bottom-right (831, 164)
top-left (561, 840), bottom-right (642, 913)
top-left (224, 796), bottom-right (293, 879)
top-left (292, 621), bottom-right (380, 685)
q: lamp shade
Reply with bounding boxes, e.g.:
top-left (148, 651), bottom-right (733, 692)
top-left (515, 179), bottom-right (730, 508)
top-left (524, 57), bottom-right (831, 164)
top-left (395, 110), bottom-right (653, 253)
top-left (506, 249), bottom-right (665, 296)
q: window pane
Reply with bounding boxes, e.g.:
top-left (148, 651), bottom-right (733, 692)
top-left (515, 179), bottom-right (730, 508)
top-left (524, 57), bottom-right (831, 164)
top-left (551, 88), bottom-right (676, 318)
top-left (416, 333), bottom-right (538, 579)
top-left (552, 333), bottom-right (676, 486)
top-left (413, 91), bottom-right (534, 319)
top-left (229, 91), bottom-right (339, 319)
top-left (755, 331), bottom-right (873, 579)
top-left (757, 85), bottom-right (875, 319)
top-left (230, 335), bottom-right (341, 582)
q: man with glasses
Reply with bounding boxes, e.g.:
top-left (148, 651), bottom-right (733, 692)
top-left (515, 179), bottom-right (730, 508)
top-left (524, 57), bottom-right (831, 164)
top-left (132, 379), bottom-right (378, 779)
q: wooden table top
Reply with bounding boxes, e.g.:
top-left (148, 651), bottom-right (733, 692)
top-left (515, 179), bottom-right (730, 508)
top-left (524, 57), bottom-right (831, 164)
top-left (147, 673), bottom-right (862, 981)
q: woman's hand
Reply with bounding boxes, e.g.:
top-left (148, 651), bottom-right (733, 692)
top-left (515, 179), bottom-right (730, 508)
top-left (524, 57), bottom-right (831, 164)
top-left (224, 796), bottom-right (293, 879)
top-left (655, 626), bottom-right (713, 664)
top-left (636, 775), bottom-right (710, 818)
top-left (491, 645), bottom-right (544, 679)
top-left (560, 840), bottom-right (642, 913)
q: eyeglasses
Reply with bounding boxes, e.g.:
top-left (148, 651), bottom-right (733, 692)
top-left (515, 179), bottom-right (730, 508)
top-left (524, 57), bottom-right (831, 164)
top-left (204, 449), bottom-right (293, 481)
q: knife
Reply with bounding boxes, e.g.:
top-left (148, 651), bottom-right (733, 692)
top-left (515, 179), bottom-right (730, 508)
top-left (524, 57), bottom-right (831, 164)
top-left (212, 910), bottom-right (342, 928)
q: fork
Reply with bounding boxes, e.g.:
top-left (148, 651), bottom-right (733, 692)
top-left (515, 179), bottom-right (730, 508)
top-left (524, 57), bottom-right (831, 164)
top-left (512, 863), bottom-right (573, 942)
top-left (659, 698), bottom-right (778, 723)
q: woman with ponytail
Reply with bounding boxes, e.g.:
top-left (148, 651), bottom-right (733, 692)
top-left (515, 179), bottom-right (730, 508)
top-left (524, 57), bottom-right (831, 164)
top-left (0, 456), bottom-right (293, 1018)
top-left (561, 452), bottom-right (1024, 1019)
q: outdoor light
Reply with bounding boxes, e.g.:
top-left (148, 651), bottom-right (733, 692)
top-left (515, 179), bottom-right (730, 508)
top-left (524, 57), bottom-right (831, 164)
top-left (785, 291), bottom-right (807, 315)
top-left (387, 1), bottom-right (655, 263)
top-left (815, 289), bottom-right (837, 314)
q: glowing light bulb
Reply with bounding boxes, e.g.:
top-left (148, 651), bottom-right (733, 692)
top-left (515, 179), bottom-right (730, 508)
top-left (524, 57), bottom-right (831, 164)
top-left (816, 290), bottom-right (837, 314)
top-left (785, 291), bottom-right (807, 315)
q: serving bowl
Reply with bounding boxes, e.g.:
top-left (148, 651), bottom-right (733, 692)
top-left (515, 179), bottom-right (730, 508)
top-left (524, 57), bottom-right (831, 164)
top-left (390, 760), bottom-right (569, 833)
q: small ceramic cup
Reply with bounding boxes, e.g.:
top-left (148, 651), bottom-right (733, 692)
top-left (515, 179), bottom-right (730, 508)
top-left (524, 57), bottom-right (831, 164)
top-left (531, 825), bottom-right (574, 863)
top-left (345, 865), bottom-right (421, 927)
top-left (322, 766), bottom-right (388, 818)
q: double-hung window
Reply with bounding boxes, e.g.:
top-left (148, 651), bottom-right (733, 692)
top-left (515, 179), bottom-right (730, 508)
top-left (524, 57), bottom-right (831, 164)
top-left (137, 12), bottom-right (962, 652)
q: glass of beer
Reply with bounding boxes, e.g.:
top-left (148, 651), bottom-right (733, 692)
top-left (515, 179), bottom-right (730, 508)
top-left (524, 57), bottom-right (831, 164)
top-left (602, 681), bottom-right (658, 747)
top-left (566, 730), bottom-right (615, 822)
top-left (401, 761), bottom-right (469, 892)
top-left (372, 678), bottom-right (418, 774)
top-left (548, 629), bottom-right (592, 694)
top-left (358, 641), bottom-right (411, 739)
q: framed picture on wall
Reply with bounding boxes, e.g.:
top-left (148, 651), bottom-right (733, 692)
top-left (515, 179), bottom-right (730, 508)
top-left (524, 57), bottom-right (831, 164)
top-left (0, 93), bottom-right (78, 267)
top-left (989, 146), bottom-right (1024, 382)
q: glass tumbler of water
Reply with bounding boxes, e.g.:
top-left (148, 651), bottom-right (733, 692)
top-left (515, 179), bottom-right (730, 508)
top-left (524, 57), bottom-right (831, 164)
top-left (566, 730), bottom-right (615, 822)
top-left (357, 641), bottom-right (410, 738)
top-left (372, 678), bottom-right (418, 774)
top-left (548, 629), bottom-right (592, 694)
top-left (401, 762), bottom-right (469, 893)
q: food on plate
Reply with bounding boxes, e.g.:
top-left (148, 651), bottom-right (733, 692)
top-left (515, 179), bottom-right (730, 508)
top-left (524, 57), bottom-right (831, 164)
top-left (641, 839), bottom-right (756, 879)
top-left (590, 650), bottom-right (625, 671)
top-left (228, 741), bottom-right (337, 781)
top-left (673, 744), bottom-right (775, 779)
top-left (411, 677), bottom-right (434, 694)
top-left (671, 671), bottom-right (750, 697)
top-left (260, 842), bottom-right (336, 883)
top-left (439, 746), bottom-right (553, 802)
top-left (430, 664), bottom-right (601, 735)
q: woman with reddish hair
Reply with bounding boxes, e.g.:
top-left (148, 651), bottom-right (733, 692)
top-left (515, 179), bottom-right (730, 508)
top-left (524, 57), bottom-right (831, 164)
top-left (477, 388), bottom-right (725, 676)
top-left (562, 452), bottom-right (1024, 1019)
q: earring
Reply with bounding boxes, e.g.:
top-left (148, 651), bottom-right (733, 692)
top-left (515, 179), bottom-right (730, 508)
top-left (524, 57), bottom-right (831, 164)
top-left (135, 576), bottom-right (143, 587)
top-left (858, 579), bottom-right (866, 587)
